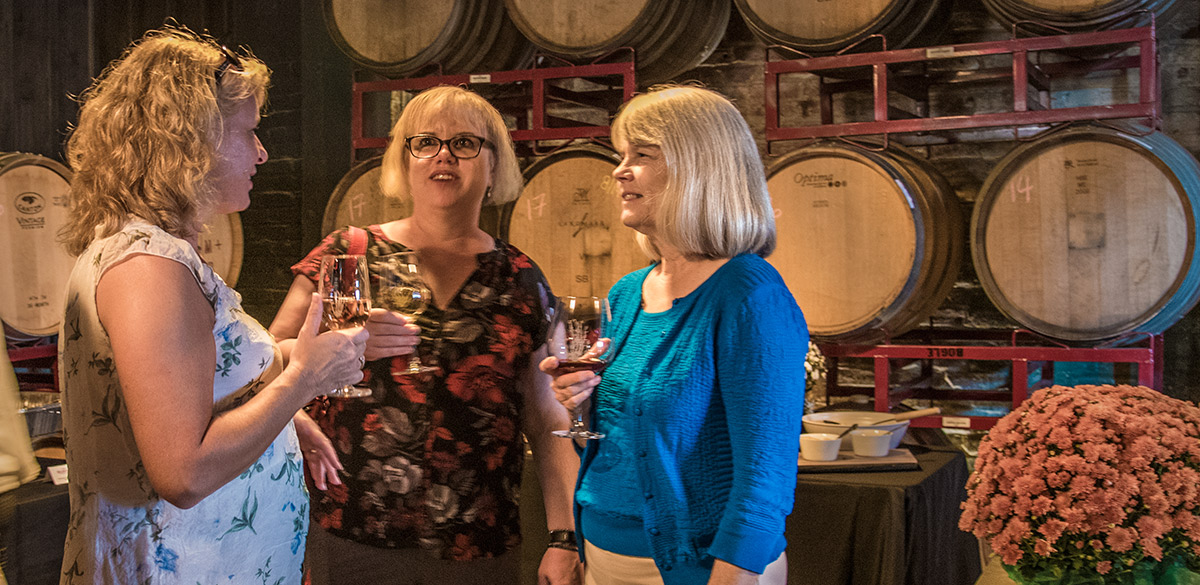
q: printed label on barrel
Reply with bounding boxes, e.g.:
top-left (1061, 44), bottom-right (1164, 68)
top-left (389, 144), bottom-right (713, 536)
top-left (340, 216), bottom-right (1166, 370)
top-left (767, 154), bottom-right (917, 334)
top-left (0, 159), bottom-right (75, 337)
top-left (507, 150), bottom-right (648, 297)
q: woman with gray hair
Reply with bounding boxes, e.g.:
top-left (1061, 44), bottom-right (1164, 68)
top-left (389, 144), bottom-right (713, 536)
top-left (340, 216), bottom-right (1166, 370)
top-left (542, 85), bottom-right (808, 585)
top-left (271, 85), bottom-right (581, 585)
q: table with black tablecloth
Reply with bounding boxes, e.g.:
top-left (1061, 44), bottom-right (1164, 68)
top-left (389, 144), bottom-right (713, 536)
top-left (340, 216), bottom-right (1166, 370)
top-left (786, 446), bottom-right (981, 585)
top-left (5, 448), bottom-right (980, 585)
top-left (1, 478), bottom-right (68, 585)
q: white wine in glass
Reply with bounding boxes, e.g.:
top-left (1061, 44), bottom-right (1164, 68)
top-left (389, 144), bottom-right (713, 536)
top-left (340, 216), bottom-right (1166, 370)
top-left (379, 251), bottom-right (439, 375)
top-left (318, 254), bottom-right (372, 398)
top-left (549, 295), bottom-right (611, 440)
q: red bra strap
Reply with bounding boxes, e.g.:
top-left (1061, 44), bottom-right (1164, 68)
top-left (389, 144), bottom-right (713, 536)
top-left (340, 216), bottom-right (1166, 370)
top-left (347, 226), bottom-right (368, 256)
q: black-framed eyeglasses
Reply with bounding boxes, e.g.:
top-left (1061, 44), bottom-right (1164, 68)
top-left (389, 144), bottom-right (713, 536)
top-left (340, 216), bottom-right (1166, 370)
top-left (214, 45), bottom-right (243, 86)
top-left (404, 134), bottom-right (490, 159)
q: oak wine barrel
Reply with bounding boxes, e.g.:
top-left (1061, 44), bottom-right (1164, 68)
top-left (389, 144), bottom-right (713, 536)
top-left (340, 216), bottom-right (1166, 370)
top-left (199, 213), bottom-right (244, 287)
top-left (323, 157), bottom-right (402, 236)
top-left (323, 0), bottom-right (532, 78)
top-left (971, 124), bottom-right (1200, 342)
top-left (505, 145), bottom-right (649, 297)
top-left (980, 0), bottom-right (1177, 33)
top-left (0, 153), bottom-right (74, 338)
top-left (504, 0), bottom-right (729, 83)
top-left (766, 143), bottom-right (963, 343)
top-left (734, 0), bottom-right (952, 56)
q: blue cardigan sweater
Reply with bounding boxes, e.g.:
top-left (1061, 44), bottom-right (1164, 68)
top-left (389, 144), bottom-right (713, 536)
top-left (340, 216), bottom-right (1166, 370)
top-left (575, 254), bottom-right (808, 582)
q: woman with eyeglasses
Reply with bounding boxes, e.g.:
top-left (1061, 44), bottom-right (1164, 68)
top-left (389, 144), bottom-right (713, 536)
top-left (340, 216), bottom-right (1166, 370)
top-left (269, 85), bottom-right (582, 585)
top-left (57, 25), bottom-right (368, 584)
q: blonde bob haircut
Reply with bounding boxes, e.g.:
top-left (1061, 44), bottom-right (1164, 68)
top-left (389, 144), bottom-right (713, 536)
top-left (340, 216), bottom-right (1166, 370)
top-left (612, 85), bottom-right (775, 261)
top-left (60, 25), bottom-right (271, 256)
top-left (379, 85), bottom-right (522, 205)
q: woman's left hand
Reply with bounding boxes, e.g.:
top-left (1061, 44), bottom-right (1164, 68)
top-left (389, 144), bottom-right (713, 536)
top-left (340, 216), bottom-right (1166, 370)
top-left (538, 345), bottom-right (605, 414)
top-left (539, 546), bottom-right (583, 585)
top-left (539, 338), bottom-right (609, 412)
top-left (708, 559), bottom-right (762, 585)
top-left (362, 308), bottom-right (420, 362)
top-left (294, 410), bottom-right (342, 491)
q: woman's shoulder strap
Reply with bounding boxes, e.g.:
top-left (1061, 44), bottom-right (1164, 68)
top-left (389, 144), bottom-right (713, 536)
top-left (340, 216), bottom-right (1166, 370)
top-left (346, 226), bottom-right (368, 255)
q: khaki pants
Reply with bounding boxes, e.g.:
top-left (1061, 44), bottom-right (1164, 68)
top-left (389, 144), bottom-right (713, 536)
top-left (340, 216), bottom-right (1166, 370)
top-left (583, 541), bottom-right (787, 585)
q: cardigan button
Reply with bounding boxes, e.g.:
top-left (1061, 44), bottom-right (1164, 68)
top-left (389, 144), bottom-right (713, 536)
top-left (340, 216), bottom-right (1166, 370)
top-left (662, 564), bottom-right (673, 571)
top-left (634, 407), bottom-right (643, 416)
top-left (637, 450), bottom-right (647, 458)
top-left (648, 527), bottom-right (661, 536)
top-left (644, 492), bottom-right (653, 500)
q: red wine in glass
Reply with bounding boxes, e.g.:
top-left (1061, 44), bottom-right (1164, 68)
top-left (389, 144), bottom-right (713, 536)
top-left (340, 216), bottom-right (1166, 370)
top-left (549, 295), bottom-right (611, 440)
top-left (555, 358), bottom-right (609, 374)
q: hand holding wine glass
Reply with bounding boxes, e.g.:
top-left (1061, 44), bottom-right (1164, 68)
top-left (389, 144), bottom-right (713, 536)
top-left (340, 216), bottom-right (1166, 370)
top-left (318, 254), bottom-right (372, 398)
top-left (378, 251), bottom-right (439, 375)
top-left (548, 295), bottom-right (611, 440)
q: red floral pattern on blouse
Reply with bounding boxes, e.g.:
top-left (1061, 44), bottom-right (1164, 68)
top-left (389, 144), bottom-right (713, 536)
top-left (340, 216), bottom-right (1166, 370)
top-left (294, 225), bottom-right (553, 560)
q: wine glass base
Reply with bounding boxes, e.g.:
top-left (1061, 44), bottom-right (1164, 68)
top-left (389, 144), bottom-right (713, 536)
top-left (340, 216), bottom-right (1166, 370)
top-left (396, 364), bottom-right (441, 376)
top-left (552, 429), bottom-right (605, 440)
top-left (327, 385), bottom-right (372, 398)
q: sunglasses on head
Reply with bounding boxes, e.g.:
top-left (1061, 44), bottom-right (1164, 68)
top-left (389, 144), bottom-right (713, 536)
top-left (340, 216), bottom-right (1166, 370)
top-left (214, 45), bottom-right (243, 86)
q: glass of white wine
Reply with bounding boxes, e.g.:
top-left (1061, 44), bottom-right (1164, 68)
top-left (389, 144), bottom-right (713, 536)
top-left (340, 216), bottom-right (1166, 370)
top-left (378, 251), bottom-right (439, 375)
top-left (548, 295), bottom-right (611, 440)
top-left (318, 254), bottom-right (372, 398)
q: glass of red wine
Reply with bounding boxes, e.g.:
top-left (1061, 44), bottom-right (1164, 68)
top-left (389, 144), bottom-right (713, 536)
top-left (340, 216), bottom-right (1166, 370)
top-left (549, 295), bottom-right (611, 440)
top-left (318, 254), bottom-right (372, 398)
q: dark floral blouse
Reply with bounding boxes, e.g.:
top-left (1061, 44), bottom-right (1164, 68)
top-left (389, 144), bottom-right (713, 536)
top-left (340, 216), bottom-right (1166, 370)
top-left (293, 225), bottom-right (554, 560)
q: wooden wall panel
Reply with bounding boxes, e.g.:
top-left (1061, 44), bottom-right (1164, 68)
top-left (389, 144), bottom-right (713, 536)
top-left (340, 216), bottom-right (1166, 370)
top-left (0, 0), bottom-right (90, 160)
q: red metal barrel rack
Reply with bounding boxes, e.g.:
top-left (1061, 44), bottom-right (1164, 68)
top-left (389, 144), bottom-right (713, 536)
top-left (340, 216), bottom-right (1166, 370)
top-left (818, 329), bottom-right (1163, 431)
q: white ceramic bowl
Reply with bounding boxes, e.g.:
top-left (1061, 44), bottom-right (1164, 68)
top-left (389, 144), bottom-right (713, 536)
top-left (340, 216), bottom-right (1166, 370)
top-left (850, 429), bottom-right (892, 457)
top-left (802, 411), bottom-right (909, 450)
top-left (799, 433), bottom-right (842, 461)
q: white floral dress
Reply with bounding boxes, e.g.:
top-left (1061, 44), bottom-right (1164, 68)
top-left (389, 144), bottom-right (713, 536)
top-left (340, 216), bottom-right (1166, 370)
top-left (58, 220), bottom-right (308, 585)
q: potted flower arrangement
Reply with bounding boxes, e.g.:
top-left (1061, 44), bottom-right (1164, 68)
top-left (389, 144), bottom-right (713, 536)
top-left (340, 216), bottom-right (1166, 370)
top-left (960, 384), bottom-right (1200, 584)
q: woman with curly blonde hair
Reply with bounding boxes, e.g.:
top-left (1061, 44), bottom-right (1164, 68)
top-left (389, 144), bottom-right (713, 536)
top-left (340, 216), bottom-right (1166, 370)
top-left (57, 25), bottom-right (367, 584)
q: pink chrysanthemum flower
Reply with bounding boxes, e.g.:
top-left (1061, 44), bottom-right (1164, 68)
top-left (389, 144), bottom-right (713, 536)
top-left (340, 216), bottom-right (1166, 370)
top-left (960, 385), bottom-right (1200, 582)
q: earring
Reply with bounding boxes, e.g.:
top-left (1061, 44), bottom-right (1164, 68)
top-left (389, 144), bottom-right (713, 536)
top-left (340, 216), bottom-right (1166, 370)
top-left (484, 186), bottom-right (493, 200)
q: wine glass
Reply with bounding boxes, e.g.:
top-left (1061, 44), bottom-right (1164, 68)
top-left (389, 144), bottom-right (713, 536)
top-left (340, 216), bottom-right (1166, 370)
top-left (378, 251), bottom-right (439, 375)
top-left (549, 295), bottom-right (611, 440)
top-left (317, 254), bottom-right (372, 398)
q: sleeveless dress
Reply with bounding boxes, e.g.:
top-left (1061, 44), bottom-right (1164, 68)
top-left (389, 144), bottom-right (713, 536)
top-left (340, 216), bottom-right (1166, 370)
top-left (58, 219), bottom-right (308, 584)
